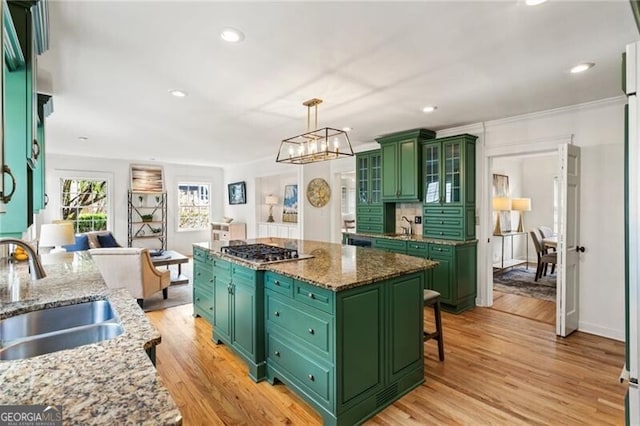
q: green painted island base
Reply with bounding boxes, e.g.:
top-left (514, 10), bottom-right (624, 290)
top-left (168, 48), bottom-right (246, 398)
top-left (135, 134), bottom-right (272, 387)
top-left (267, 365), bottom-right (424, 426)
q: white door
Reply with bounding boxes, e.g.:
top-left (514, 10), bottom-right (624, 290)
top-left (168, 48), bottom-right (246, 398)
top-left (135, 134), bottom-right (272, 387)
top-left (557, 143), bottom-right (581, 337)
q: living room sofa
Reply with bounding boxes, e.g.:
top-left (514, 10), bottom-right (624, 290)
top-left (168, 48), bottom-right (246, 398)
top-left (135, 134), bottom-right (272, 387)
top-left (64, 231), bottom-right (122, 252)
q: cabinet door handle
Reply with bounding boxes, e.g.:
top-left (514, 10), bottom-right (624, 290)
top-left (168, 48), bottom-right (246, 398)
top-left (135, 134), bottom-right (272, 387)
top-left (274, 351), bottom-right (280, 357)
top-left (308, 328), bottom-right (315, 335)
top-left (209, 307), bottom-right (213, 310)
top-left (440, 221), bottom-right (444, 224)
top-left (308, 292), bottom-right (315, 299)
top-left (196, 297), bottom-right (201, 301)
top-left (1, 165), bottom-right (16, 203)
top-left (274, 280), bottom-right (280, 286)
top-left (44, 193), bottom-right (49, 206)
top-left (439, 232), bottom-right (444, 235)
top-left (209, 278), bottom-right (213, 283)
top-left (274, 311), bottom-right (280, 317)
top-left (197, 272), bottom-right (201, 276)
top-left (308, 374), bottom-right (315, 382)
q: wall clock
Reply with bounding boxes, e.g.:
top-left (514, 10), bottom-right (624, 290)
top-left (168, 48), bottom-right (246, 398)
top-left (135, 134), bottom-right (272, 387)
top-left (306, 178), bottom-right (331, 208)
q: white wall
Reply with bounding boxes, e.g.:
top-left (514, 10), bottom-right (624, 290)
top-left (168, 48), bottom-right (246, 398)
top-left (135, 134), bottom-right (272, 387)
top-left (39, 154), bottom-right (224, 255)
top-left (439, 97), bottom-right (626, 340)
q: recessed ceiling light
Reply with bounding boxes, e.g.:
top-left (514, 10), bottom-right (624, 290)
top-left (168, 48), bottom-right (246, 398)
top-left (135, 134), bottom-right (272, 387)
top-left (78, 136), bottom-right (88, 141)
top-left (169, 89), bottom-right (187, 98)
top-left (525, 0), bottom-right (547, 6)
top-left (220, 27), bottom-right (245, 43)
top-left (342, 127), bottom-right (352, 132)
top-left (570, 62), bottom-right (595, 74)
top-left (422, 106), bottom-right (438, 113)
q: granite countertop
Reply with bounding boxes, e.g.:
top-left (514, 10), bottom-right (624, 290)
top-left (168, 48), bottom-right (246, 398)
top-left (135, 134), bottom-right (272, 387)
top-left (0, 252), bottom-right (182, 425)
top-left (194, 238), bottom-right (439, 291)
top-left (343, 231), bottom-right (478, 246)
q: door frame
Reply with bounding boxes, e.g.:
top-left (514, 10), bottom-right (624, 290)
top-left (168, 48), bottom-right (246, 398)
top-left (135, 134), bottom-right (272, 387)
top-left (478, 134), bottom-right (573, 308)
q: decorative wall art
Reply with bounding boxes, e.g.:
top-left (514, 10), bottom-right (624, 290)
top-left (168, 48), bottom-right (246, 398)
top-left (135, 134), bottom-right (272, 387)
top-left (282, 184), bottom-right (298, 223)
top-left (130, 164), bottom-right (165, 193)
top-left (228, 181), bottom-right (247, 205)
top-left (306, 178), bottom-right (331, 208)
top-left (492, 173), bottom-right (511, 233)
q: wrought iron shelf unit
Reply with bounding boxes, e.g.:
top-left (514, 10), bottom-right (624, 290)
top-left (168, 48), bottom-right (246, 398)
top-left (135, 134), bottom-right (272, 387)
top-left (127, 191), bottom-right (167, 250)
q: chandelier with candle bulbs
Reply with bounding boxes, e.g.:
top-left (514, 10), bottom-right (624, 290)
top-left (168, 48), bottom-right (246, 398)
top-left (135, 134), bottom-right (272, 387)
top-left (276, 98), bottom-right (354, 165)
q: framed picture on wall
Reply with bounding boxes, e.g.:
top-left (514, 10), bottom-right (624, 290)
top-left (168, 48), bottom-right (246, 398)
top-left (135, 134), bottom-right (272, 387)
top-left (492, 173), bottom-right (511, 232)
top-left (228, 181), bottom-right (246, 205)
top-left (130, 164), bottom-right (165, 193)
top-left (283, 184), bottom-right (298, 223)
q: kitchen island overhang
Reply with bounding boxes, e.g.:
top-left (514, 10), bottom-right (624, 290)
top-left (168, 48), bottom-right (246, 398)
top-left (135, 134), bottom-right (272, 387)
top-left (193, 238), bottom-right (439, 426)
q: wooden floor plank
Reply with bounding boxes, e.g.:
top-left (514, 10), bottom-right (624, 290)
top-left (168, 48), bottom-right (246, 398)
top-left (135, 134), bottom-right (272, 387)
top-left (146, 303), bottom-right (625, 425)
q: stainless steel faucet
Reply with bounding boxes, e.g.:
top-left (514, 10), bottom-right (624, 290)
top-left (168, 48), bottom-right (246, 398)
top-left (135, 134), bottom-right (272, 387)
top-left (401, 216), bottom-right (413, 235)
top-left (0, 238), bottom-right (46, 280)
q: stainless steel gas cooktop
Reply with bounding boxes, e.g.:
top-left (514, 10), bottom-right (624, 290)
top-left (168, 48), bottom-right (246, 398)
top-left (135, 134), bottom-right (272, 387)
top-left (221, 243), bottom-right (312, 264)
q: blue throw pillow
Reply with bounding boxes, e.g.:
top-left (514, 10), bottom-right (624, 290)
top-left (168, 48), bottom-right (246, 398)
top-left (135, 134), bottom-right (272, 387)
top-left (97, 233), bottom-right (120, 248)
top-left (63, 234), bottom-right (90, 252)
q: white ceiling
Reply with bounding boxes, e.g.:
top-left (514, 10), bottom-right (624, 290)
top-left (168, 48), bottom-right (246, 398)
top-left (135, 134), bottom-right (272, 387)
top-left (38, 1), bottom-right (638, 167)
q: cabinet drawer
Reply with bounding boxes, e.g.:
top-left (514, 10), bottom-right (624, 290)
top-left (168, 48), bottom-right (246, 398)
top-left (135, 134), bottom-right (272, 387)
top-left (423, 206), bottom-right (464, 217)
top-left (356, 223), bottom-right (384, 234)
top-left (357, 214), bottom-right (383, 224)
top-left (429, 244), bottom-right (454, 256)
top-left (232, 264), bottom-right (256, 287)
top-left (357, 205), bottom-right (383, 215)
top-left (406, 242), bottom-right (428, 257)
top-left (267, 295), bottom-right (331, 353)
top-left (265, 272), bottom-right (294, 298)
top-left (267, 333), bottom-right (332, 403)
top-left (212, 257), bottom-right (230, 274)
top-left (193, 246), bottom-right (208, 261)
top-left (194, 286), bottom-right (214, 313)
top-left (424, 228), bottom-right (464, 240)
top-left (193, 264), bottom-right (214, 293)
top-left (424, 216), bottom-right (463, 228)
top-left (373, 239), bottom-right (407, 253)
top-left (294, 281), bottom-right (334, 314)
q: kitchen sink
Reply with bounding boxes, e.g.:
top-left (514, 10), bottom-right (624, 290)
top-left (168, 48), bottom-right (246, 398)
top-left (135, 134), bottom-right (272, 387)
top-left (0, 300), bottom-right (123, 360)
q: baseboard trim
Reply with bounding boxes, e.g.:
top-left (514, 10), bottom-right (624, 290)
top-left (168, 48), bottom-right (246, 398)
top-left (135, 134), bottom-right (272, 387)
top-left (578, 320), bottom-right (624, 342)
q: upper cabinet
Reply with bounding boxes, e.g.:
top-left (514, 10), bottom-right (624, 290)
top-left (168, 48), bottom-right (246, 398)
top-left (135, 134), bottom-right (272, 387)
top-left (355, 149), bottom-right (394, 234)
top-left (0, 0), bottom-right (50, 237)
top-left (376, 128), bottom-right (436, 202)
top-left (422, 134), bottom-right (477, 241)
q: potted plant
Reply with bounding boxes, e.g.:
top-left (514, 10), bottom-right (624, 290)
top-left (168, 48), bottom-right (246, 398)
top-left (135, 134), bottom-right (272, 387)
top-left (138, 195), bottom-right (144, 207)
top-left (155, 195), bottom-right (162, 205)
top-left (141, 214), bottom-right (154, 222)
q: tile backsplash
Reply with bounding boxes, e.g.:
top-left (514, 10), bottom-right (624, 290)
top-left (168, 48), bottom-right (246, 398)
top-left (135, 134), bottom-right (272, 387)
top-left (395, 203), bottom-right (423, 235)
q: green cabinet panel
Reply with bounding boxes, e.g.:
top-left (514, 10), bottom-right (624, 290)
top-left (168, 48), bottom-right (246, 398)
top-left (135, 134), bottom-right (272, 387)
top-left (192, 253), bottom-right (214, 323)
top-left (210, 257), bottom-right (265, 381)
top-left (422, 134), bottom-right (477, 241)
top-left (267, 273), bottom-right (424, 426)
top-left (355, 150), bottom-right (394, 235)
top-left (427, 242), bottom-right (477, 313)
top-left (373, 238), bottom-right (407, 254)
top-left (376, 128), bottom-right (436, 202)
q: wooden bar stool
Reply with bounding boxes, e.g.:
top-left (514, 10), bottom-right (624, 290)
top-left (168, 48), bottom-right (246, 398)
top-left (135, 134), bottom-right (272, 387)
top-left (423, 289), bottom-right (444, 361)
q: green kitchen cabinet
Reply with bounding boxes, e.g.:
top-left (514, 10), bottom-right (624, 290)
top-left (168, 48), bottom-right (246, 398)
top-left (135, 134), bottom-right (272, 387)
top-left (32, 93), bottom-right (52, 213)
top-left (422, 134), bottom-right (477, 241)
top-left (373, 238), bottom-right (406, 254)
top-left (355, 149), bottom-right (394, 234)
top-left (266, 271), bottom-right (424, 426)
top-left (426, 242), bottom-right (477, 313)
top-left (211, 258), bottom-right (265, 381)
top-left (376, 128), bottom-right (436, 202)
top-left (192, 246), bottom-right (214, 324)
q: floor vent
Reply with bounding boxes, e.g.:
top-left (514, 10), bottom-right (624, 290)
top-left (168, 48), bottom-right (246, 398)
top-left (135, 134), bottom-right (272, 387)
top-left (376, 383), bottom-right (398, 407)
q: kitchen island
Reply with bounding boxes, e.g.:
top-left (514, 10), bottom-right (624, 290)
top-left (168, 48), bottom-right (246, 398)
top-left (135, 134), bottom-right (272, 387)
top-left (0, 252), bottom-right (182, 425)
top-left (193, 238), bottom-right (438, 426)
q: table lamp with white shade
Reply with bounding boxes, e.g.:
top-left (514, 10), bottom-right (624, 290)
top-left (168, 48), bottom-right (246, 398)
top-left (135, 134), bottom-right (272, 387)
top-left (492, 196), bottom-right (511, 236)
top-left (265, 195), bottom-right (279, 223)
top-left (511, 197), bottom-right (532, 233)
top-left (39, 222), bottom-right (75, 253)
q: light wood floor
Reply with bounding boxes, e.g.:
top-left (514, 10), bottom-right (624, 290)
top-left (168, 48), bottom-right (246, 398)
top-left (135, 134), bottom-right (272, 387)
top-left (492, 290), bottom-right (556, 324)
top-left (146, 304), bottom-right (626, 425)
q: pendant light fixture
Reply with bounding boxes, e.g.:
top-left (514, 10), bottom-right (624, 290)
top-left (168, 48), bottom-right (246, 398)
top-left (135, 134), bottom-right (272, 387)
top-left (276, 98), bottom-right (354, 165)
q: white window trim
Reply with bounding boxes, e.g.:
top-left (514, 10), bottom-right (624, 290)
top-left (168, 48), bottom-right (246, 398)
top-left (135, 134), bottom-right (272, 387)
top-left (176, 181), bottom-right (212, 232)
top-left (53, 169), bottom-right (114, 232)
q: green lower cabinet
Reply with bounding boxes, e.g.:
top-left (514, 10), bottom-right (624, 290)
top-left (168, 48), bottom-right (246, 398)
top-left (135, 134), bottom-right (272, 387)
top-left (265, 271), bottom-right (424, 425)
top-left (373, 238), bottom-right (407, 254)
top-left (211, 258), bottom-right (265, 381)
top-left (427, 242), bottom-right (477, 313)
top-left (192, 260), bottom-right (214, 323)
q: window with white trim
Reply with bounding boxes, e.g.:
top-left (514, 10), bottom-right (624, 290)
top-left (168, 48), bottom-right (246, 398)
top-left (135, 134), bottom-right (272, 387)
top-left (178, 183), bottom-right (211, 230)
top-left (60, 178), bottom-right (108, 232)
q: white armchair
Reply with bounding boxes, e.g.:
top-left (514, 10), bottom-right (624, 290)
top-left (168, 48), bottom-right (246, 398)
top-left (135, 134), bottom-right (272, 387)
top-left (89, 247), bottom-right (170, 308)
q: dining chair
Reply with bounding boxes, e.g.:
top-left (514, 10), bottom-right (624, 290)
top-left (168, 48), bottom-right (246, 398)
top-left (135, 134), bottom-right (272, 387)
top-left (529, 229), bottom-right (557, 281)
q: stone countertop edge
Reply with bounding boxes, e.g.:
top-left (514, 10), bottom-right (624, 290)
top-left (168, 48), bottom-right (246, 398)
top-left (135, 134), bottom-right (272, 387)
top-left (0, 253), bottom-right (182, 426)
top-left (343, 231), bottom-right (479, 246)
top-left (194, 238), bottom-right (439, 291)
